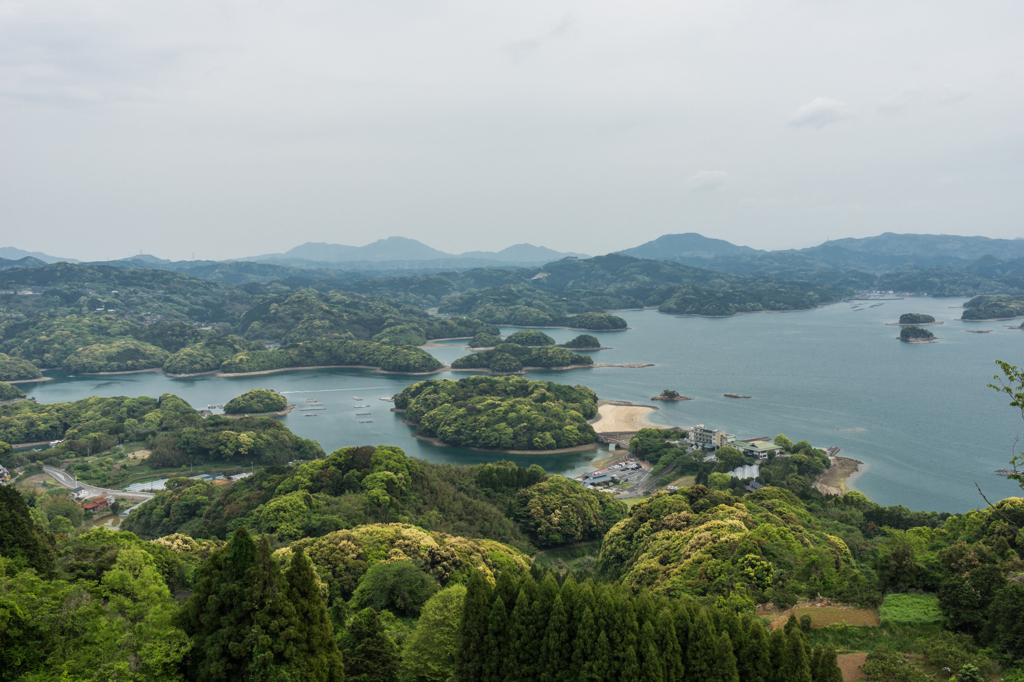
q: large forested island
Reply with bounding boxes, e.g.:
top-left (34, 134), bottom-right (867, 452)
top-left (961, 294), bottom-right (1024, 321)
top-left (451, 343), bottom-right (593, 373)
top-left (898, 313), bottom-right (936, 325)
top-left (223, 388), bottom-right (288, 415)
top-left (395, 375), bottom-right (599, 451)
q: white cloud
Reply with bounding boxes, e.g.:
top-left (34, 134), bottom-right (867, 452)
top-left (687, 170), bottom-right (728, 191)
top-left (787, 97), bottom-right (852, 129)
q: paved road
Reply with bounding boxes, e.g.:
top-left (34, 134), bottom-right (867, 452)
top-left (43, 466), bottom-right (155, 501)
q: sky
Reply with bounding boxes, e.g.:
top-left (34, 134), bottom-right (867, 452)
top-left (1, 0), bottom-right (1021, 262)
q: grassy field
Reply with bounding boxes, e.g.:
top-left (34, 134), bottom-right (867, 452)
top-left (773, 606), bottom-right (880, 629)
top-left (879, 593), bottom-right (943, 627)
top-left (666, 475), bottom-right (695, 488)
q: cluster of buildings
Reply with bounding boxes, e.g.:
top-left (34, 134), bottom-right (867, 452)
top-left (682, 425), bottom-right (781, 460)
top-left (0, 464), bottom-right (11, 484)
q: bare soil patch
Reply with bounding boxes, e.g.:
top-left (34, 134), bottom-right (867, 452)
top-left (815, 456), bottom-right (863, 496)
top-left (837, 653), bottom-right (868, 682)
top-left (127, 449), bottom-right (151, 461)
top-left (765, 602), bottom-right (880, 629)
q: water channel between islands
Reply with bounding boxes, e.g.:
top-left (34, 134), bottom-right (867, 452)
top-left (18, 297), bottom-right (1024, 513)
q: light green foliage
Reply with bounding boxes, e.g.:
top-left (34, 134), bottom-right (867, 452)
top-left (860, 647), bottom-right (930, 682)
top-left (62, 338), bottom-right (170, 373)
top-left (898, 313), bottom-right (936, 325)
top-left (395, 376), bottom-right (598, 451)
top-left (399, 581), bottom-right (468, 675)
top-left (223, 388), bottom-right (287, 415)
top-left (0, 381), bottom-right (25, 401)
top-left (0, 352), bottom-right (42, 381)
top-left (467, 332), bottom-right (501, 348)
top-left (163, 335), bottom-right (265, 375)
top-left (879, 593), bottom-right (942, 626)
top-left (562, 334), bottom-right (601, 349)
top-left (220, 336), bottom-right (442, 374)
top-left (962, 294), bottom-right (1024, 321)
top-left (351, 560), bottom-right (439, 616)
top-left (708, 472), bottom-right (732, 490)
top-left (511, 475), bottom-right (628, 547)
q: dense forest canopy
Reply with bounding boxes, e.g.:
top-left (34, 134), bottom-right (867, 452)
top-left (900, 325), bottom-right (935, 341)
top-left (223, 389), bottom-right (287, 415)
top-left (395, 376), bottom-right (599, 450)
top-left (961, 295), bottom-right (1024, 321)
top-left (899, 313), bottom-right (936, 324)
top-left (450, 343), bottom-right (593, 373)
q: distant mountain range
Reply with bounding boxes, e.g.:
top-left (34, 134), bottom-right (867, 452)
top-left (617, 232), bottom-right (1024, 275)
top-left (244, 237), bottom-right (590, 267)
top-left (0, 247), bottom-right (77, 264)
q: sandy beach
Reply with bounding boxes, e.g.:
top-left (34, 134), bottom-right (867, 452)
top-left (591, 402), bottom-right (667, 433)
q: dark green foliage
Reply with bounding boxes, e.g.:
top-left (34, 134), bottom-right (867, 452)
top-left (395, 376), bottom-right (598, 451)
top-left (181, 528), bottom-right (312, 681)
top-left (455, 570), bottom-right (492, 681)
top-left (0, 486), bottom-right (53, 574)
top-left (899, 325), bottom-right (935, 341)
top-left (139, 320), bottom-right (206, 352)
top-left (283, 547), bottom-right (345, 681)
top-left (860, 647), bottom-right (930, 681)
top-left (223, 388), bottom-right (287, 415)
top-left (0, 352), bottom-right (42, 381)
top-left (986, 582), bottom-right (1024, 660)
top-left (569, 312), bottom-right (627, 330)
top-left (561, 334), bottom-right (601, 349)
top-left (340, 608), bottom-right (401, 682)
top-left (505, 329), bottom-right (556, 346)
top-left (220, 337), bottom-right (442, 374)
top-left (898, 313), bottom-right (935, 325)
top-left (0, 381), bottom-right (25, 401)
top-left (351, 561), bottom-right (439, 617)
top-left (512, 475), bottom-right (628, 547)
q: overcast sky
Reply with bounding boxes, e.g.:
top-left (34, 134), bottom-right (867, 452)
top-left (1, 0), bottom-right (1021, 261)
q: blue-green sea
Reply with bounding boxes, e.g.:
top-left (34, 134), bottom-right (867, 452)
top-left (19, 297), bottom-right (1024, 513)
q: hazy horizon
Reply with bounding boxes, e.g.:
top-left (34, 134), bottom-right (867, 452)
top-left (2, 1), bottom-right (1021, 262)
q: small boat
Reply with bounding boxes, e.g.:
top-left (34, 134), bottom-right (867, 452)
top-left (356, 412), bottom-right (371, 415)
top-left (352, 397), bottom-right (363, 400)
top-left (359, 420), bottom-right (374, 424)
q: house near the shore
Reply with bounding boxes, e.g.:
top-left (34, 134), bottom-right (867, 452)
top-left (734, 441), bottom-right (781, 460)
top-left (688, 424), bottom-right (736, 449)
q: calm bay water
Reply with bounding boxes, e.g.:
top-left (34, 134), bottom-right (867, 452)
top-left (20, 297), bottom-right (1024, 512)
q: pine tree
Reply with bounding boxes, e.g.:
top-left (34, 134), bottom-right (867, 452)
top-left (494, 569), bottom-right (519, 608)
top-left (813, 645), bottom-right (843, 682)
top-left (767, 627), bottom-right (790, 682)
top-left (612, 595), bottom-right (639, 680)
top-left (572, 607), bottom-right (600, 682)
top-left (507, 588), bottom-right (538, 681)
top-left (709, 631), bottom-right (740, 682)
top-left (618, 645), bottom-right (640, 682)
top-left (540, 594), bottom-right (570, 682)
top-left (736, 620), bottom-right (771, 682)
top-left (340, 608), bottom-right (400, 682)
top-left (686, 608), bottom-right (718, 681)
top-left (586, 630), bottom-right (612, 682)
top-left (785, 628), bottom-right (813, 682)
top-left (483, 596), bottom-right (509, 682)
top-left (639, 621), bottom-right (666, 682)
top-left (183, 527), bottom-right (302, 682)
top-left (284, 547), bottom-right (344, 682)
top-left (657, 607), bottom-right (685, 682)
top-left (455, 569), bottom-right (492, 681)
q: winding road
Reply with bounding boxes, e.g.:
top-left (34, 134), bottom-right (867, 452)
top-left (43, 466), bottom-right (156, 501)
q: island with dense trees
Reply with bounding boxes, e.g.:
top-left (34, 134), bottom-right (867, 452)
top-left (560, 334), bottom-right (603, 350)
top-left (504, 329), bottom-right (555, 346)
top-left (899, 325), bottom-right (936, 343)
top-left (961, 294), bottom-right (1024, 321)
top-left (450, 343), bottom-right (593, 374)
top-left (223, 388), bottom-right (288, 415)
top-left (898, 313), bottom-right (937, 325)
top-left (395, 375), bottom-right (599, 451)
top-left (0, 352), bottom-right (42, 381)
top-left (163, 335), bottom-right (267, 375)
top-left (466, 332), bottom-right (502, 348)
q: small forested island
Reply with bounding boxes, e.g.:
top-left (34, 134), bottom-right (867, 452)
top-left (961, 294), bottom-right (1024, 321)
top-left (451, 343), bottom-right (593, 374)
top-left (898, 313), bottom-right (937, 325)
top-left (504, 329), bottom-right (555, 346)
top-left (560, 333), bottom-right (603, 350)
top-left (163, 335), bottom-right (267, 375)
top-left (223, 388), bottom-right (288, 415)
top-left (651, 388), bottom-right (691, 401)
top-left (0, 380), bottom-right (26, 401)
top-left (394, 375), bottom-right (598, 451)
top-left (467, 332), bottom-right (502, 348)
top-left (899, 325), bottom-right (936, 343)
top-left (0, 352), bottom-right (42, 381)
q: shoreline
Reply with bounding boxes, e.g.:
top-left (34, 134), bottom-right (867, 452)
top-left (814, 456), bottom-right (865, 496)
top-left (885, 321), bottom-right (944, 326)
top-left (7, 376), bottom-right (53, 384)
top-left (899, 337), bottom-right (938, 344)
top-left (76, 367), bottom-right (165, 376)
top-left (590, 402), bottom-right (666, 433)
top-left (960, 315), bottom-right (1024, 322)
top-left (446, 363), bottom-right (654, 375)
top-left (668, 304), bottom-right (829, 320)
